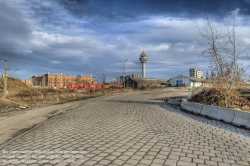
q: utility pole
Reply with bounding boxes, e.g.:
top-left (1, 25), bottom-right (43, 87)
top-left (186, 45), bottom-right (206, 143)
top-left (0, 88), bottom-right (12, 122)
top-left (3, 60), bottom-right (8, 98)
top-left (92, 73), bottom-right (95, 94)
top-left (124, 59), bottom-right (128, 90)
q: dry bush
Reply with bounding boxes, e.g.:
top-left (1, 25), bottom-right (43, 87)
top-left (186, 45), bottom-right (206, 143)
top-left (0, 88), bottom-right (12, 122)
top-left (191, 14), bottom-right (250, 110)
top-left (189, 85), bottom-right (250, 109)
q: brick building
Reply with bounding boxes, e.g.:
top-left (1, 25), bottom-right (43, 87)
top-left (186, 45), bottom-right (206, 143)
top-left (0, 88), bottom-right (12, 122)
top-left (29, 73), bottom-right (93, 88)
top-left (21, 78), bottom-right (33, 86)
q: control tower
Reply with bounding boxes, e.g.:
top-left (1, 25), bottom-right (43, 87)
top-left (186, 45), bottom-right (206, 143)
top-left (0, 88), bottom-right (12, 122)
top-left (139, 50), bottom-right (148, 78)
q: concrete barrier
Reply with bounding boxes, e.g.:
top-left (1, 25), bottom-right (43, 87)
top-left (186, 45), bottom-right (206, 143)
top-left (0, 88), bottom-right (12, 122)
top-left (232, 110), bottom-right (250, 128)
top-left (200, 105), bottom-right (235, 123)
top-left (180, 99), bottom-right (250, 128)
top-left (181, 98), bottom-right (202, 114)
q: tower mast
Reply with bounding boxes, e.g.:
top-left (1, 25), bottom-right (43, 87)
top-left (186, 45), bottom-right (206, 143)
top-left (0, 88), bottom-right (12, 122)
top-left (139, 50), bottom-right (148, 78)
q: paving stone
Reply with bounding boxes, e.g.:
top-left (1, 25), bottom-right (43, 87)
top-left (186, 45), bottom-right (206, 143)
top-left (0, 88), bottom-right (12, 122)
top-left (164, 159), bottom-right (177, 166)
top-left (193, 151), bottom-right (203, 155)
top-left (199, 155), bottom-right (210, 160)
top-left (150, 163), bottom-right (164, 166)
top-left (155, 154), bottom-right (167, 160)
top-left (98, 160), bottom-right (111, 165)
top-left (152, 158), bottom-right (165, 164)
top-left (112, 159), bottom-right (125, 165)
top-left (177, 161), bottom-right (196, 166)
top-left (168, 155), bottom-right (179, 160)
top-left (180, 156), bottom-right (192, 162)
top-left (170, 152), bottom-right (185, 157)
top-left (193, 158), bottom-right (204, 164)
top-left (143, 155), bottom-right (155, 160)
top-left (218, 163), bottom-right (231, 166)
top-left (223, 159), bottom-right (236, 164)
top-left (161, 147), bottom-right (172, 152)
top-left (204, 152), bottom-right (216, 157)
top-left (126, 159), bottom-right (139, 165)
top-left (171, 148), bottom-right (182, 152)
top-left (116, 155), bottom-right (129, 161)
top-left (187, 153), bottom-right (198, 158)
top-left (84, 160), bottom-right (98, 166)
top-left (205, 160), bottom-right (218, 166)
top-left (0, 89), bottom-right (249, 166)
top-left (211, 157), bottom-right (223, 162)
top-left (139, 159), bottom-right (152, 165)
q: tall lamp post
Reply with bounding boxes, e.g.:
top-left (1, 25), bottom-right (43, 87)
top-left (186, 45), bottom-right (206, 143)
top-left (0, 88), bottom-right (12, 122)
top-left (124, 59), bottom-right (128, 90)
top-left (4, 60), bottom-right (8, 98)
top-left (91, 73), bottom-right (95, 94)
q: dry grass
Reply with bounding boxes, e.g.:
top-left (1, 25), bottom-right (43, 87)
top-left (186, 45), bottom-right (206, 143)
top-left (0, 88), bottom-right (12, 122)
top-left (0, 77), bottom-right (166, 111)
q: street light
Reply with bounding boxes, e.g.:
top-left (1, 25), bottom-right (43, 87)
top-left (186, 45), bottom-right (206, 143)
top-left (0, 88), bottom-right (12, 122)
top-left (91, 73), bottom-right (95, 94)
top-left (124, 59), bottom-right (128, 90)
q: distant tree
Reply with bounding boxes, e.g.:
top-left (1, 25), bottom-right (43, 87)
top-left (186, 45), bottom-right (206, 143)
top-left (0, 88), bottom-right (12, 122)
top-left (206, 70), bottom-right (209, 79)
top-left (102, 74), bottom-right (106, 84)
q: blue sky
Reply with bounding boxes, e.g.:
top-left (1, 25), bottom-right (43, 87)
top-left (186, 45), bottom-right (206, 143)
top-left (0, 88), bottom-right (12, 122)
top-left (0, 0), bottom-right (250, 81)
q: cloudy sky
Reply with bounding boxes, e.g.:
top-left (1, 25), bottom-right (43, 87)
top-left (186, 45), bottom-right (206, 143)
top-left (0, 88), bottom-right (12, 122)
top-left (0, 0), bottom-right (250, 81)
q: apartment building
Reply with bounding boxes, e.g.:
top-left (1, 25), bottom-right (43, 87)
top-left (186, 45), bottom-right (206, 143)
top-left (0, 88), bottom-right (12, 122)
top-left (30, 73), bottom-right (93, 88)
top-left (189, 68), bottom-right (203, 78)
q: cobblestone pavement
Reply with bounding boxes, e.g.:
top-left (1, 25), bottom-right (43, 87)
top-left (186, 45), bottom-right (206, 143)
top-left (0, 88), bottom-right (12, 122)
top-left (0, 88), bottom-right (250, 166)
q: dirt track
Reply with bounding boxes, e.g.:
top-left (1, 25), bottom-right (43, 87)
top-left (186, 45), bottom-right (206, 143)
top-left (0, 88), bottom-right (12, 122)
top-left (0, 99), bottom-right (93, 144)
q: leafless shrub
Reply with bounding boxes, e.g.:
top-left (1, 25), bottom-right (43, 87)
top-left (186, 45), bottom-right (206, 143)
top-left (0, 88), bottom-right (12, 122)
top-left (190, 15), bottom-right (250, 110)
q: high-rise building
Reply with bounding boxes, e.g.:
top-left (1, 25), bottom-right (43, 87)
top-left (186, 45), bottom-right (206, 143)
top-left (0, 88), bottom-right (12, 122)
top-left (189, 68), bottom-right (203, 78)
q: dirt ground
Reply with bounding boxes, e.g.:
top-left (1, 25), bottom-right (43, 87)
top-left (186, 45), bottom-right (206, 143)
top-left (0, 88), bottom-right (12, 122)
top-left (0, 100), bottom-right (82, 144)
top-left (0, 89), bottom-right (134, 145)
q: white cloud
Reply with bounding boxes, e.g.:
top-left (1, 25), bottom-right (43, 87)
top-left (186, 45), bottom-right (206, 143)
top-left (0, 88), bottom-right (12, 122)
top-left (231, 8), bottom-right (240, 15)
top-left (14, 49), bottom-right (33, 55)
top-left (151, 44), bottom-right (170, 51)
top-left (50, 60), bottom-right (61, 64)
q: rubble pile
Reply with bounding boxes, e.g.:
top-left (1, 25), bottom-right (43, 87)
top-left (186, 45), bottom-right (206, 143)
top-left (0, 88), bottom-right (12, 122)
top-left (188, 88), bottom-right (250, 110)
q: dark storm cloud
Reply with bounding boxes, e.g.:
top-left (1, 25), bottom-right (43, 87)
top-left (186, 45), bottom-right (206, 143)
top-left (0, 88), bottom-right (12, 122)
top-left (57, 0), bottom-right (250, 21)
top-left (0, 2), bottom-right (33, 55)
top-left (0, 0), bottom-right (249, 80)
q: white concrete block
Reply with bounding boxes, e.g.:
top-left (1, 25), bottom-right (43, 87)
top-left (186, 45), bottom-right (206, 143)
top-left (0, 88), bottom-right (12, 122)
top-left (232, 110), bottom-right (250, 128)
top-left (181, 98), bottom-right (202, 114)
top-left (201, 105), bottom-right (235, 123)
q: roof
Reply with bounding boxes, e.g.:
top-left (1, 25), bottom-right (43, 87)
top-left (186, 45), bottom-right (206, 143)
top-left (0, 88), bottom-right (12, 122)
top-left (128, 78), bottom-right (166, 84)
top-left (183, 76), bottom-right (205, 82)
top-left (170, 75), bottom-right (205, 82)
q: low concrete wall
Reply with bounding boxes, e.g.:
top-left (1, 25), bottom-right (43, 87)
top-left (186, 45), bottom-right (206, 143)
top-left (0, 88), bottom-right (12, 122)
top-left (180, 99), bottom-right (250, 128)
top-left (232, 110), bottom-right (250, 128)
top-left (200, 105), bottom-right (235, 123)
top-left (181, 99), bottom-right (202, 114)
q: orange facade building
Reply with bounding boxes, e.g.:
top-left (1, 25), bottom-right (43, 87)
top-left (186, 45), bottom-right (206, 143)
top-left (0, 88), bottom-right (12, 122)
top-left (30, 73), bottom-right (93, 88)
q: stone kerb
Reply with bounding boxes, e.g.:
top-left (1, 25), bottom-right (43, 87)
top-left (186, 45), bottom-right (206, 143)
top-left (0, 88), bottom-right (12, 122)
top-left (232, 110), bottom-right (250, 129)
top-left (181, 98), bottom-right (202, 114)
top-left (200, 105), bottom-right (235, 123)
